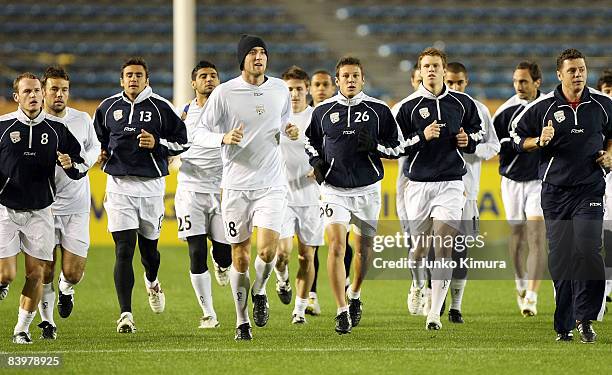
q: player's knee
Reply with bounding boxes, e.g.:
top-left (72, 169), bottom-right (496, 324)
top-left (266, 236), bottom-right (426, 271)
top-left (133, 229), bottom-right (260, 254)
top-left (42, 263), bottom-right (55, 283)
top-left (63, 268), bottom-right (83, 285)
top-left (257, 242), bottom-right (277, 261)
top-left (328, 240), bottom-right (346, 258)
top-left (257, 250), bottom-right (275, 263)
top-left (115, 245), bottom-right (134, 261)
top-left (510, 224), bottom-right (525, 236)
top-left (275, 254), bottom-right (289, 269)
top-left (298, 251), bottom-right (314, 267)
top-left (25, 264), bottom-right (44, 283)
top-left (0, 271), bottom-right (15, 285)
top-left (453, 268), bottom-right (468, 280)
top-left (231, 249), bottom-right (250, 271)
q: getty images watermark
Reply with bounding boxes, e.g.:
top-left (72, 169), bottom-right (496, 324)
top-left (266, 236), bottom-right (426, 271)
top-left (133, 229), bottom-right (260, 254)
top-left (364, 223), bottom-right (522, 280)
top-left (371, 232), bottom-right (506, 270)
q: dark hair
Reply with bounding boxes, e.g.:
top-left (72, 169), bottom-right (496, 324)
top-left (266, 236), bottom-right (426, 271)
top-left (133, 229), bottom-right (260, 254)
top-left (515, 61), bottom-right (542, 82)
top-left (191, 60), bottom-right (217, 81)
top-left (556, 48), bottom-right (586, 71)
top-left (13, 72), bottom-right (39, 93)
top-left (447, 62), bottom-right (467, 75)
top-left (41, 66), bottom-right (70, 88)
top-left (418, 47), bottom-right (447, 68)
top-left (335, 56), bottom-right (364, 77)
top-left (121, 57), bottom-right (149, 78)
top-left (282, 65), bottom-right (309, 85)
top-left (597, 72), bottom-right (612, 91)
top-left (311, 69), bottom-right (332, 78)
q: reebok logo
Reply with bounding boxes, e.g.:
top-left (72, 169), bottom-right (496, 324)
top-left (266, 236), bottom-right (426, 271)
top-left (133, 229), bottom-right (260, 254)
top-left (590, 202), bottom-right (602, 207)
top-left (124, 127), bottom-right (136, 132)
top-left (23, 151), bottom-right (36, 156)
top-left (571, 128), bottom-right (584, 133)
top-left (343, 130), bottom-right (356, 135)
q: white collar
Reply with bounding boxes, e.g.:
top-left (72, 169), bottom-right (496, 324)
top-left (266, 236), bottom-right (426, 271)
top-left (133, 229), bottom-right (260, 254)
top-left (417, 83), bottom-right (449, 100)
top-left (334, 91), bottom-right (366, 106)
top-left (122, 86), bottom-right (153, 104)
top-left (16, 107), bottom-right (46, 126)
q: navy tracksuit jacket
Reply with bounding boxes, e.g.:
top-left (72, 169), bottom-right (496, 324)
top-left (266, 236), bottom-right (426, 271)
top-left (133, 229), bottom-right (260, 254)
top-left (513, 84), bottom-right (612, 332)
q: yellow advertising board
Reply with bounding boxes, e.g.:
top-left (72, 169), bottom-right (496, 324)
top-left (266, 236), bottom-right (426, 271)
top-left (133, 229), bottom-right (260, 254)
top-left (89, 159), bottom-right (507, 245)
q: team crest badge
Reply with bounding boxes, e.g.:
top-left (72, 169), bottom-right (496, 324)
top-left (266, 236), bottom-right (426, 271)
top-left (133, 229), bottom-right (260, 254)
top-left (419, 107), bottom-right (430, 119)
top-left (113, 110), bottom-right (123, 121)
top-left (553, 110), bottom-right (565, 123)
top-left (330, 112), bottom-right (340, 124)
top-left (255, 105), bottom-right (265, 115)
top-left (9, 131), bottom-right (20, 143)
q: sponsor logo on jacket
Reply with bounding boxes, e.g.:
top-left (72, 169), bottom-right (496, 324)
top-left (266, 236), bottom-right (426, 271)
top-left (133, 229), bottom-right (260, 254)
top-left (554, 110), bottom-right (565, 123)
top-left (9, 131), bottom-right (20, 143)
top-left (419, 107), bottom-right (430, 119)
top-left (330, 112), bottom-right (340, 124)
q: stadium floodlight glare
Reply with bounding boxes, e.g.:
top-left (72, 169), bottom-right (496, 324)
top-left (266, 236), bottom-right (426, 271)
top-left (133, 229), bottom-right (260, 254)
top-left (336, 8), bottom-right (349, 20)
top-left (378, 45), bottom-right (391, 57)
top-left (356, 25), bottom-right (370, 37)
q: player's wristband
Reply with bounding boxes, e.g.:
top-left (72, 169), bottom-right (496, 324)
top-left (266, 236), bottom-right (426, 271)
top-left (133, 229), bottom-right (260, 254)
top-left (534, 137), bottom-right (541, 147)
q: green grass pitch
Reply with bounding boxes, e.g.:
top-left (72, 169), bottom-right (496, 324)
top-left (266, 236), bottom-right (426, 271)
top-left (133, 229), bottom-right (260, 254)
top-left (0, 245), bottom-right (610, 374)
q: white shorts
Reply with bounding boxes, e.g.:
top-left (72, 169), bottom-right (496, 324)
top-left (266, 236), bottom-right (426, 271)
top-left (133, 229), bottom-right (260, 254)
top-left (54, 213), bottom-right (90, 257)
top-left (0, 205), bottom-right (54, 261)
top-left (321, 191), bottom-right (381, 237)
top-left (405, 180), bottom-right (465, 235)
top-left (280, 205), bottom-right (324, 246)
top-left (501, 177), bottom-right (543, 224)
top-left (221, 187), bottom-right (288, 243)
top-left (460, 199), bottom-right (479, 236)
top-left (104, 192), bottom-right (165, 240)
top-left (174, 189), bottom-right (227, 243)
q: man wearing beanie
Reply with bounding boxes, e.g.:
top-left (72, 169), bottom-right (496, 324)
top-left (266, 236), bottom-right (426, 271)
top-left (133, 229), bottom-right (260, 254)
top-left (192, 34), bottom-right (299, 340)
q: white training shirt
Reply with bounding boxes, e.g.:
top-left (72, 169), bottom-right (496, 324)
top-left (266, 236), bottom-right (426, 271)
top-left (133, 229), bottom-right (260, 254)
top-left (177, 98), bottom-right (222, 193)
top-left (192, 76), bottom-right (291, 190)
top-left (462, 100), bottom-right (500, 200)
top-left (280, 106), bottom-right (319, 206)
top-left (49, 107), bottom-right (101, 215)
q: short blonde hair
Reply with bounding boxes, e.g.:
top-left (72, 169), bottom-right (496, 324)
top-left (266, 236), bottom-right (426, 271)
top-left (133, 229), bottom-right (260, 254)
top-left (418, 48), bottom-right (447, 69)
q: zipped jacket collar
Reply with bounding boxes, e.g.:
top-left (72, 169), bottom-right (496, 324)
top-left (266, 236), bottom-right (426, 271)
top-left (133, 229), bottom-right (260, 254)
top-left (15, 107), bottom-right (45, 126)
top-left (122, 86), bottom-right (153, 105)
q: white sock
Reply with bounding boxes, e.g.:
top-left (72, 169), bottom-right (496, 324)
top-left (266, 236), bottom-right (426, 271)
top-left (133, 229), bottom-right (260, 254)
top-left (14, 308), bottom-right (36, 334)
top-left (309, 291), bottom-right (317, 299)
top-left (429, 258), bottom-right (453, 317)
top-left (293, 297), bottom-right (308, 317)
top-left (604, 279), bottom-right (612, 297)
top-left (347, 288), bottom-right (361, 300)
top-left (59, 271), bottom-right (78, 296)
top-left (274, 265), bottom-right (289, 284)
top-left (336, 306), bottom-right (349, 315)
top-left (190, 271), bottom-right (216, 319)
top-left (345, 277), bottom-right (350, 287)
top-left (525, 290), bottom-right (538, 303)
top-left (515, 275), bottom-right (527, 296)
top-left (411, 258), bottom-right (426, 289)
top-left (252, 255), bottom-right (277, 295)
top-left (449, 278), bottom-right (467, 311)
top-left (229, 266), bottom-right (250, 326)
top-left (38, 282), bottom-right (56, 325)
